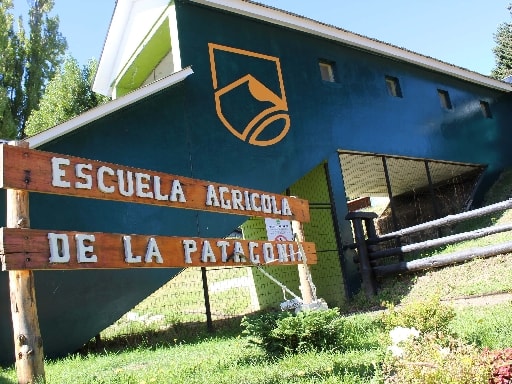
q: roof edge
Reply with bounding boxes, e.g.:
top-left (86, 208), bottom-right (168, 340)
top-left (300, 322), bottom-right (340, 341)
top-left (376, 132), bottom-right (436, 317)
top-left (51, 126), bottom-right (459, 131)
top-left (28, 67), bottom-right (194, 148)
top-left (191, 0), bottom-right (512, 92)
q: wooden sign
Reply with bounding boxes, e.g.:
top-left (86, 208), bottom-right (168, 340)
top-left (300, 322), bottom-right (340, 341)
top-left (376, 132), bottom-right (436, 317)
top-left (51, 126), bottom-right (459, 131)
top-left (0, 145), bottom-right (310, 222)
top-left (0, 227), bottom-right (317, 270)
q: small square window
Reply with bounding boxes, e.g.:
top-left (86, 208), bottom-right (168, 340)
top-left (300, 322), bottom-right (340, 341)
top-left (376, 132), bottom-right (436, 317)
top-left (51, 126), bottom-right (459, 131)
top-left (385, 76), bottom-right (402, 97)
top-left (480, 100), bottom-right (492, 118)
top-left (319, 60), bottom-right (336, 82)
top-left (438, 89), bottom-right (453, 110)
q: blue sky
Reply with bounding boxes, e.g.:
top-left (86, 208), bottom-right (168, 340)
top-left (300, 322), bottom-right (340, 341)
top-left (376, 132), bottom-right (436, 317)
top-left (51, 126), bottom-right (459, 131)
top-left (13, 0), bottom-right (511, 76)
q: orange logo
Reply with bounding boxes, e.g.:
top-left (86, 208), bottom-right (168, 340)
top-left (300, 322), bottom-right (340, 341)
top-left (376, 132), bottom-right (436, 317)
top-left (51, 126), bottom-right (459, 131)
top-left (208, 43), bottom-right (290, 146)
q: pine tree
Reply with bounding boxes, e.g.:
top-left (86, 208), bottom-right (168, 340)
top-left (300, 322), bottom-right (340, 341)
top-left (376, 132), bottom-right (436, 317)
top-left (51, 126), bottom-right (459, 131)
top-left (491, 4), bottom-right (512, 80)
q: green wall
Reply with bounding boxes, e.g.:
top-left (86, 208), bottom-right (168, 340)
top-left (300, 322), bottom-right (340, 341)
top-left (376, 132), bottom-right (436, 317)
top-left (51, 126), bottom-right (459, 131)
top-left (243, 163), bottom-right (345, 309)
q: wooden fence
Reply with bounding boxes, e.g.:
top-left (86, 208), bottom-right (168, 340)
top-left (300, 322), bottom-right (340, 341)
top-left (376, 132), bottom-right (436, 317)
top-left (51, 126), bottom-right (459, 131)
top-left (345, 199), bottom-right (512, 297)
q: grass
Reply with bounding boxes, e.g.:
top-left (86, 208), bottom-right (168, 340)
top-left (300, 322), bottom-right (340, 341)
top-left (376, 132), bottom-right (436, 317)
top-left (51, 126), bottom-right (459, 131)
top-left (1, 171), bottom-right (512, 383)
top-left (0, 331), bottom-right (383, 383)
top-left (450, 302), bottom-right (512, 349)
top-left (101, 266), bottom-right (256, 339)
top-left (2, 296), bottom-right (511, 383)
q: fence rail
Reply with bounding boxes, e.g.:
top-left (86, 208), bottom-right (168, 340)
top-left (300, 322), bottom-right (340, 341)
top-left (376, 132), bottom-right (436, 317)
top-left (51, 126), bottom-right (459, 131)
top-left (346, 198), bottom-right (512, 296)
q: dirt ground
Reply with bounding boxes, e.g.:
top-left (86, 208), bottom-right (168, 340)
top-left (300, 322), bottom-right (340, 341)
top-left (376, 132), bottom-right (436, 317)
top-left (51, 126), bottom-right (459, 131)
top-left (442, 291), bottom-right (512, 308)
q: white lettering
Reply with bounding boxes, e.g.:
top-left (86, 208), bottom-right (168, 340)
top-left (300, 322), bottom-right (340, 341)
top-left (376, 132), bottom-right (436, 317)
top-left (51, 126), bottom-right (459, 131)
top-left (75, 234), bottom-right (97, 263)
top-left (277, 243), bottom-right (289, 262)
top-left (281, 198), bottom-right (292, 216)
top-left (145, 238), bottom-right (163, 263)
top-left (271, 196), bottom-right (281, 214)
top-left (123, 235), bottom-right (142, 263)
top-left (231, 190), bottom-right (244, 210)
top-left (170, 180), bottom-right (186, 202)
top-left (219, 186), bottom-right (231, 209)
top-left (75, 164), bottom-right (92, 189)
top-left (154, 176), bottom-right (168, 201)
top-left (98, 166), bottom-right (115, 193)
top-left (217, 240), bottom-right (230, 262)
top-left (233, 241), bottom-right (244, 262)
top-left (183, 239), bottom-right (197, 264)
top-left (205, 185), bottom-right (220, 207)
top-left (261, 194), bottom-right (272, 214)
top-left (250, 193), bottom-right (261, 212)
top-left (201, 240), bottom-right (216, 262)
top-left (289, 244), bottom-right (296, 262)
top-left (118, 170), bottom-right (134, 197)
top-left (48, 233), bottom-right (71, 263)
top-left (135, 172), bottom-right (153, 198)
top-left (244, 191), bottom-right (252, 210)
top-left (296, 244), bottom-right (304, 261)
top-left (263, 243), bottom-right (275, 263)
top-left (51, 157), bottom-right (71, 188)
top-left (249, 242), bottom-right (260, 264)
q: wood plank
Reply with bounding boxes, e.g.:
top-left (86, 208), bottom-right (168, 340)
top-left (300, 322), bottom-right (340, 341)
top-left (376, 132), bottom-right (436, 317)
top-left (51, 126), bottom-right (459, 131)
top-left (0, 145), bottom-right (310, 222)
top-left (0, 228), bottom-right (317, 270)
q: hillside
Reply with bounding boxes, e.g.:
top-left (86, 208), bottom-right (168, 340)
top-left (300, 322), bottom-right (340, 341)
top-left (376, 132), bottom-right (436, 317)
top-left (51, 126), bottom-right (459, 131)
top-left (350, 168), bottom-right (512, 311)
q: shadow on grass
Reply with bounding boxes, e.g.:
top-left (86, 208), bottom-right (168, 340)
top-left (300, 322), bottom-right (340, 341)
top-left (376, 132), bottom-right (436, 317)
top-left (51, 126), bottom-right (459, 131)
top-left (78, 316), bottom-right (244, 356)
top-left (0, 375), bottom-right (15, 384)
top-left (345, 271), bottom-right (423, 314)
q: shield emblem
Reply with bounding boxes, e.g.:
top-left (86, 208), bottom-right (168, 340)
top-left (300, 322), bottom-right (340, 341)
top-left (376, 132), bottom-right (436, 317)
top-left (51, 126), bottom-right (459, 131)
top-left (208, 43), bottom-right (291, 146)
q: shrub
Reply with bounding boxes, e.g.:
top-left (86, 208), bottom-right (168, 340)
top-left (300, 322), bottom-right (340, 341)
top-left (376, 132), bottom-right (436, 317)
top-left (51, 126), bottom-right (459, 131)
top-left (485, 347), bottom-right (512, 384)
top-left (240, 310), bottom-right (292, 354)
top-left (241, 308), bottom-right (348, 354)
top-left (382, 331), bottom-right (492, 384)
top-left (380, 295), bottom-right (455, 334)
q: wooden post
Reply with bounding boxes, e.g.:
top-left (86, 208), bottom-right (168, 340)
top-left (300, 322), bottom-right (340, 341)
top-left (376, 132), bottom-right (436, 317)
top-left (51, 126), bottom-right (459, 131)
top-left (7, 141), bottom-right (45, 384)
top-left (292, 219), bottom-right (314, 304)
top-left (345, 212), bottom-right (378, 297)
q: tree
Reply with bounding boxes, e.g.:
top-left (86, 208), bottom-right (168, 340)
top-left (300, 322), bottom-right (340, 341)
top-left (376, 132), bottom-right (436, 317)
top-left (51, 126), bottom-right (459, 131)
top-left (25, 57), bottom-right (109, 136)
top-left (0, 0), bottom-right (67, 139)
top-left (491, 4), bottom-right (512, 80)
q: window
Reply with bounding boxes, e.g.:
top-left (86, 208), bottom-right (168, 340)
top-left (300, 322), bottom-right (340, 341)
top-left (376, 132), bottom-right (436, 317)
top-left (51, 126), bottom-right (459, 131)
top-left (437, 89), bottom-right (453, 110)
top-left (319, 60), bottom-right (336, 82)
top-left (480, 100), bottom-right (492, 118)
top-left (385, 76), bottom-right (402, 97)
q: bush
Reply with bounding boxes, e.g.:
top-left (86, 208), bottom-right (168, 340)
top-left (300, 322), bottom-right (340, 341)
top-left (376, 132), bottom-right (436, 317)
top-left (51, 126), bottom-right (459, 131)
top-left (485, 347), bottom-right (512, 384)
top-left (241, 308), bottom-right (348, 354)
top-left (380, 295), bottom-right (455, 334)
top-left (382, 331), bottom-right (492, 384)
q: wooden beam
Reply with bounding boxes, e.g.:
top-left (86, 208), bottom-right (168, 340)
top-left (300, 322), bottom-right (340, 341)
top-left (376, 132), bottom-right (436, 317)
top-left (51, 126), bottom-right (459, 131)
top-left (373, 241), bottom-right (512, 277)
top-left (0, 145), bottom-right (310, 222)
top-left (0, 228), bottom-right (317, 270)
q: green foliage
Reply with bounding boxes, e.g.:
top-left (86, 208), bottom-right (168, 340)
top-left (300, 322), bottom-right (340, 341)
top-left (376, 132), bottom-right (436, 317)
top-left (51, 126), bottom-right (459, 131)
top-left (0, 0), bottom-right (67, 138)
top-left (491, 4), bottom-right (512, 80)
top-left (382, 332), bottom-right (492, 384)
top-left (241, 308), bottom-right (364, 355)
top-left (25, 57), bottom-right (109, 135)
top-left (380, 296), bottom-right (456, 334)
top-left (450, 302), bottom-right (512, 349)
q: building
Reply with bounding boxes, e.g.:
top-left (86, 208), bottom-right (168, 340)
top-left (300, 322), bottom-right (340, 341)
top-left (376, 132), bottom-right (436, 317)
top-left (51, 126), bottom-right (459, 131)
top-left (1, 0), bottom-right (511, 363)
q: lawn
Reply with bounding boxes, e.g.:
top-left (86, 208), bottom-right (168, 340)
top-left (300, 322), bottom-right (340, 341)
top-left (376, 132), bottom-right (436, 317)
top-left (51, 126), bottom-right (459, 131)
top-left (1, 171), bottom-right (512, 383)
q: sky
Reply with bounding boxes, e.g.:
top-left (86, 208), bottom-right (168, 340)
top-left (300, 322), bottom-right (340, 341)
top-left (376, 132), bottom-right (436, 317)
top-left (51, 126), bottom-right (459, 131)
top-left (12, 0), bottom-right (512, 76)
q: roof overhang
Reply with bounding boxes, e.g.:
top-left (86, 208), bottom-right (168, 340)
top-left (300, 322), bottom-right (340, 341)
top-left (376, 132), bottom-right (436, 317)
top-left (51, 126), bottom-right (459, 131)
top-left (190, 0), bottom-right (512, 92)
top-left (93, 0), bottom-right (174, 97)
top-left (29, 67), bottom-right (194, 148)
top-left (95, 0), bottom-right (512, 97)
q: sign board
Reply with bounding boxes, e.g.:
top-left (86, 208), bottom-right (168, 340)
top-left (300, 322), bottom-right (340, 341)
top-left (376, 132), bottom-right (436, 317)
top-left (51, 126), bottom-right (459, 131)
top-left (265, 218), bottom-right (293, 241)
top-left (0, 228), bottom-right (317, 270)
top-left (0, 145), bottom-right (310, 222)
